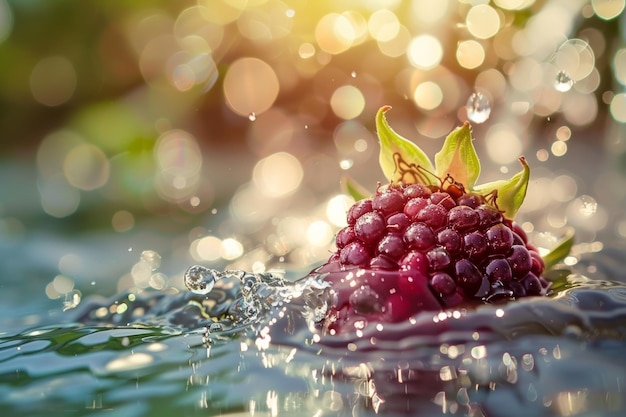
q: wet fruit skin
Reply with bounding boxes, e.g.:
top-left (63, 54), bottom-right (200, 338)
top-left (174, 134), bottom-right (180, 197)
top-left (316, 183), bottom-right (550, 335)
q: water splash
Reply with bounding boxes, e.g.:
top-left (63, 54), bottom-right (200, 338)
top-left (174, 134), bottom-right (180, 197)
top-left (183, 265), bottom-right (331, 335)
top-left (465, 92), bottom-right (491, 124)
top-left (554, 70), bottom-right (574, 92)
top-left (184, 265), bottom-right (232, 295)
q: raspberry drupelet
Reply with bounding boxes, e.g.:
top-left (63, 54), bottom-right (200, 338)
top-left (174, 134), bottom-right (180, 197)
top-left (315, 106), bottom-right (560, 335)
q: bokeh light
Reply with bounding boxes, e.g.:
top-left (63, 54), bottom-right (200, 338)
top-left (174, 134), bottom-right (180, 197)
top-left (610, 93), bottom-right (626, 122)
top-left (407, 35), bottom-right (442, 70)
top-left (613, 48), bottom-right (626, 86)
top-left (330, 85), bottom-right (366, 119)
top-left (368, 9), bottom-right (399, 42)
top-left (485, 124), bottom-right (523, 164)
top-left (315, 13), bottom-right (356, 55)
top-left (326, 194), bottom-right (354, 227)
top-left (30, 56), bottom-right (77, 107)
top-left (412, 0), bottom-right (450, 25)
top-left (223, 57), bottom-right (280, 118)
top-left (252, 152), bottom-right (303, 198)
top-left (413, 81), bottom-right (443, 111)
top-left (0, 0), bottom-right (12, 43)
top-left (592, 0), bottom-right (625, 20)
top-left (456, 40), bottom-right (485, 69)
top-left (154, 129), bottom-right (203, 203)
top-left (466, 5), bottom-right (501, 40)
top-left (38, 175), bottom-right (81, 218)
top-left (63, 144), bottom-right (110, 191)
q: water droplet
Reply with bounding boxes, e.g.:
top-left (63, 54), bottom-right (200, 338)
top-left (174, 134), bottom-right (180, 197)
top-left (349, 285), bottom-right (381, 315)
top-left (554, 70), bottom-right (574, 92)
top-left (63, 290), bottom-right (82, 311)
top-left (578, 195), bottom-right (598, 216)
top-left (304, 124), bottom-right (309, 129)
top-left (208, 322), bottom-right (223, 332)
top-left (248, 112), bottom-right (257, 121)
top-left (351, 71), bottom-right (357, 78)
top-left (241, 273), bottom-right (260, 298)
top-left (339, 159), bottom-right (354, 170)
top-left (184, 265), bottom-right (219, 295)
top-left (466, 92), bottom-right (491, 124)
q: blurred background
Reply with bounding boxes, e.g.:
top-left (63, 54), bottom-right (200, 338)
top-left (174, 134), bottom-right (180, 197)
top-left (0, 0), bottom-right (625, 320)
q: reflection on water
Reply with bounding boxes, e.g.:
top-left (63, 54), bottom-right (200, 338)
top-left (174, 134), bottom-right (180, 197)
top-left (1, 246), bottom-right (625, 417)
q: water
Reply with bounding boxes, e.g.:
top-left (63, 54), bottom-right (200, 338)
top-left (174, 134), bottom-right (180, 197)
top-left (554, 70), bottom-right (574, 92)
top-left (466, 93), bottom-right (491, 124)
top-left (2, 243), bottom-right (626, 417)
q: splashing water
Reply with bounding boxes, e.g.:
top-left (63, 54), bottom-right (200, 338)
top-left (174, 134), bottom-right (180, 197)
top-left (183, 265), bottom-right (331, 335)
top-left (554, 70), bottom-right (574, 92)
top-left (466, 92), bottom-right (491, 124)
top-left (184, 265), bottom-right (238, 295)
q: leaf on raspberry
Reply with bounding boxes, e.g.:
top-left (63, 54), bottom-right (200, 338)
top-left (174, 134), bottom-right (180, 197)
top-left (473, 156), bottom-right (530, 219)
top-left (434, 121), bottom-right (480, 190)
top-left (376, 106), bottom-right (435, 185)
top-left (542, 227), bottom-right (575, 271)
top-left (340, 174), bottom-right (371, 202)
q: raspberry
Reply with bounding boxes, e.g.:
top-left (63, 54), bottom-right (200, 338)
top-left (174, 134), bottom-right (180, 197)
top-left (313, 106), bottom-right (564, 336)
top-left (354, 211), bottom-right (385, 244)
top-left (318, 182), bottom-right (549, 334)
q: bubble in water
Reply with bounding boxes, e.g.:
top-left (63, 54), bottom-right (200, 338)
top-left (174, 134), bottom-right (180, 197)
top-left (554, 70), bottom-right (574, 92)
top-left (466, 92), bottom-right (491, 124)
top-left (184, 265), bottom-right (219, 295)
top-left (248, 112), bottom-right (257, 121)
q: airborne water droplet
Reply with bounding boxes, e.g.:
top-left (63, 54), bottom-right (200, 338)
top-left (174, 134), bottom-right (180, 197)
top-left (466, 92), bottom-right (491, 124)
top-left (578, 195), bottom-right (598, 216)
top-left (184, 265), bottom-right (219, 295)
top-left (554, 70), bottom-right (574, 92)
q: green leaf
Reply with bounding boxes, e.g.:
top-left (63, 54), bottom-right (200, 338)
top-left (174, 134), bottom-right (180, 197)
top-left (473, 156), bottom-right (530, 219)
top-left (376, 106), bottom-right (435, 185)
top-left (340, 175), bottom-right (371, 201)
top-left (543, 227), bottom-right (575, 271)
top-left (434, 122), bottom-right (480, 189)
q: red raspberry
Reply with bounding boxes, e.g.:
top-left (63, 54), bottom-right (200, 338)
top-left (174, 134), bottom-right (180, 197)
top-left (317, 183), bottom-right (549, 335)
top-left (313, 107), bottom-right (561, 336)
